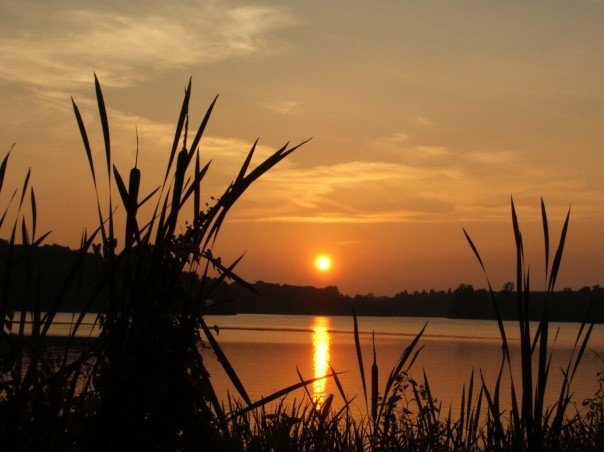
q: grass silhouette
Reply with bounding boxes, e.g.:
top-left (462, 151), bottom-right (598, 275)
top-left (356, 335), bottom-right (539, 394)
top-left (0, 77), bottom-right (601, 450)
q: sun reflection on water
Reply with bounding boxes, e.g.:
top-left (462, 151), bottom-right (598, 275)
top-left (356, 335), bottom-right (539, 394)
top-left (312, 316), bottom-right (331, 406)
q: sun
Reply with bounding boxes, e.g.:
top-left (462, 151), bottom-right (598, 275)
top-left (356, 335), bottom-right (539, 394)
top-left (315, 255), bottom-right (333, 272)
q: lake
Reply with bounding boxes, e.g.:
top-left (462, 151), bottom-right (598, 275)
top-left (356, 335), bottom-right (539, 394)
top-left (22, 312), bottom-right (603, 419)
top-left (203, 314), bottom-right (604, 418)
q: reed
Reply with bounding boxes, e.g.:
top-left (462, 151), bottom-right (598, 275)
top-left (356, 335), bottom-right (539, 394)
top-left (1, 78), bottom-right (601, 450)
top-left (2, 76), bottom-right (312, 449)
top-left (464, 198), bottom-right (598, 450)
top-left (70, 76), bottom-right (311, 449)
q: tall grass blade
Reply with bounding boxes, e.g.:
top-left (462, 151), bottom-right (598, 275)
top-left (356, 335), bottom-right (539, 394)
top-left (0, 146), bottom-right (13, 193)
top-left (229, 372), bottom-right (338, 419)
top-left (32, 231), bottom-right (51, 247)
top-left (192, 345), bottom-right (227, 428)
top-left (18, 168), bottom-right (31, 211)
top-left (379, 322), bottom-right (427, 422)
top-left (352, 308), bottom-right (368, 410)
top-left (193, 153), bottom-right (200, 220)
top-left (480, 370), bottom-right (505, 446)
top-left (541, 197), bottom-right (550, 282)
top-left (547, 207), bottom-right (570, 293)
top-left (30, 188), bottom-right (36, 241)
top-left (167, 149), bottom-right (188, 236)
top-left (112, 165), bottom-right (130, 211)
top-left (199, 317), bottom-right (251, 406)
top-left (464, 228), bottom-right (512, 359)
top-left (571, 321), bottom-right (594, 380)
top-left (94, 73), bottom-right (111, 179)
top-left (295, 367), bottom-right (315, 405)
top-left (205, 252), bottom-right (258, 295)
top-left (71, 98), bottom-right (97, 186)
top-left (179, 161), bottom-right (211, 210)
top-left (329, 365), bottom-right (350, 405)
top-left (188, 94), bottom-right (219, 162)
top-left (20, 217), bottom-right (28, 245)
top-left (72, 95), bottom-right (111, 250)
top-left (164, 78), bottom-right (191, 185)
top-left (236, 139), bottom-right (257, 183)
top-left (511, 198), bottom-right (525, 313)
top-left (463, 228), bottom-right (487, 272)
top-left (0, 188), bottom-right (17, 231)
top-left (201, 139), bottom-right (309, 251)
top-left (137, 186), bottom-right (160, 209)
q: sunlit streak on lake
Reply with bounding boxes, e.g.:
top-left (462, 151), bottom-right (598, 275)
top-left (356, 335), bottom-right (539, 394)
top-left (312, 316), bottom-right (331, 406)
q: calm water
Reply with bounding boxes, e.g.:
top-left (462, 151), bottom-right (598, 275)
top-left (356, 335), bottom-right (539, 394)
top-left (23, 312), bottom-right (603, 418)
top-left (203, 314), bottom-right (604, 417)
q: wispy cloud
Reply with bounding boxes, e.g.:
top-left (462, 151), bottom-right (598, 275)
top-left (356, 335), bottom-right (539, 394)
top-left (71, 102), bottom-right (283, 176)
top-left (261, 101), bottom-right (303, 115)
top-left (227, 154), bottom-right (603, 224)
top-left (372, 131), bottom-right (522, 170)
top-left (373, 132), bottom-right (409, 147)
top-left (0, 3), bottom-right (294, 95)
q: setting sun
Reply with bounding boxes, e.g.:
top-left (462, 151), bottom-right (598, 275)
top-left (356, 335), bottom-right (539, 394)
top-left (315, 255), bottom-right (333, 272)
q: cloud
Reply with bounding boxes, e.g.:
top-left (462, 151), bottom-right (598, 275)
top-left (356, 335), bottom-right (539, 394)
top-left (334, 240), bottom-right (362, 246)
top-left (225, 152), bottom-right (604, 225)
top-left (0, 2), bottom-right (294, 95)
top-left (372, 131), bottom-right (523, 170)
top-left (373, 132), bottom-right (409, 148)
top-left (261, 101), bottom-right (303, 115)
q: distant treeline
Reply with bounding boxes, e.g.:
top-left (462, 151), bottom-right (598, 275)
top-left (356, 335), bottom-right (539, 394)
top-left (215, 281), bottom-right (603, 323)
top-left (2, 241), bottom-right (602, 323)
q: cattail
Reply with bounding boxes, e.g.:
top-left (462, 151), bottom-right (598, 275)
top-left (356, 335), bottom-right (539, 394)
top-left (125, 166), bottom-right (140, 249)
top-left (371, 331), bottom-right (378, 422)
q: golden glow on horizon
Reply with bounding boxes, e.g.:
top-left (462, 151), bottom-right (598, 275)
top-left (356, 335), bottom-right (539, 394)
top-left (315, 255), bottom-right (333, 272)
top-left (1, 1), bottom-right (603, 295)
top-left (312, 316), bottom-right (331, 407)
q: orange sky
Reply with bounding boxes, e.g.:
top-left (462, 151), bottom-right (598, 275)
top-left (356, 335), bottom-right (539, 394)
top-left (1, 1), bottom-right (603, 295)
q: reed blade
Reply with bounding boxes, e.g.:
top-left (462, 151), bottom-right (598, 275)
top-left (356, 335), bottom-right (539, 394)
top-left (179, 160), bottom-right (211, 209)
top-left (371, 331), bottom-right (378, 421)
top-left (188, 94), bottom-right (219, 160)
top-left (165, 78), bottom-right (191, 185)
top-left (236, 139), bottom-right (258, 183)
top-left (18, 168), bottom-right (31, 211)
top-left (547, 207), bottom-right (570, 293)
top-left (329, 365), bottom-right (349, 404)
top-left (295, 367), bottom-right (315, 405)
top-left (27, 187), bottom-right (37, 241)
top-left (0, 188), bottom-right (17, 231)
top-left (193, 153), bottom-right (200, 220)
top-left (510, 197), bottom-right (524, 294)
top-left (541, 197), bottom-right (550, 282)
top-left (205, 252), bottom-right (258, 295)
top-left (379, 322), bottom-right (426, 422)
top-left (137, 186), bottom-right (160, 208)
top-left (0, 145), bottom-right (13, 194)
top-left (71, 98), bottom-right (97, 186)
top-left (94, 73), bottom-right (111, 180)
top-left (199, 316), bottom-right (251, 406)
top-left (112, 165), bottom-right (130, 210)
top-left (352, 308), bottom-right (368, 410)
top-left (20, 217), bottom-right (28, 245)
top-left (229, 372), bottom-right (339, 419)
